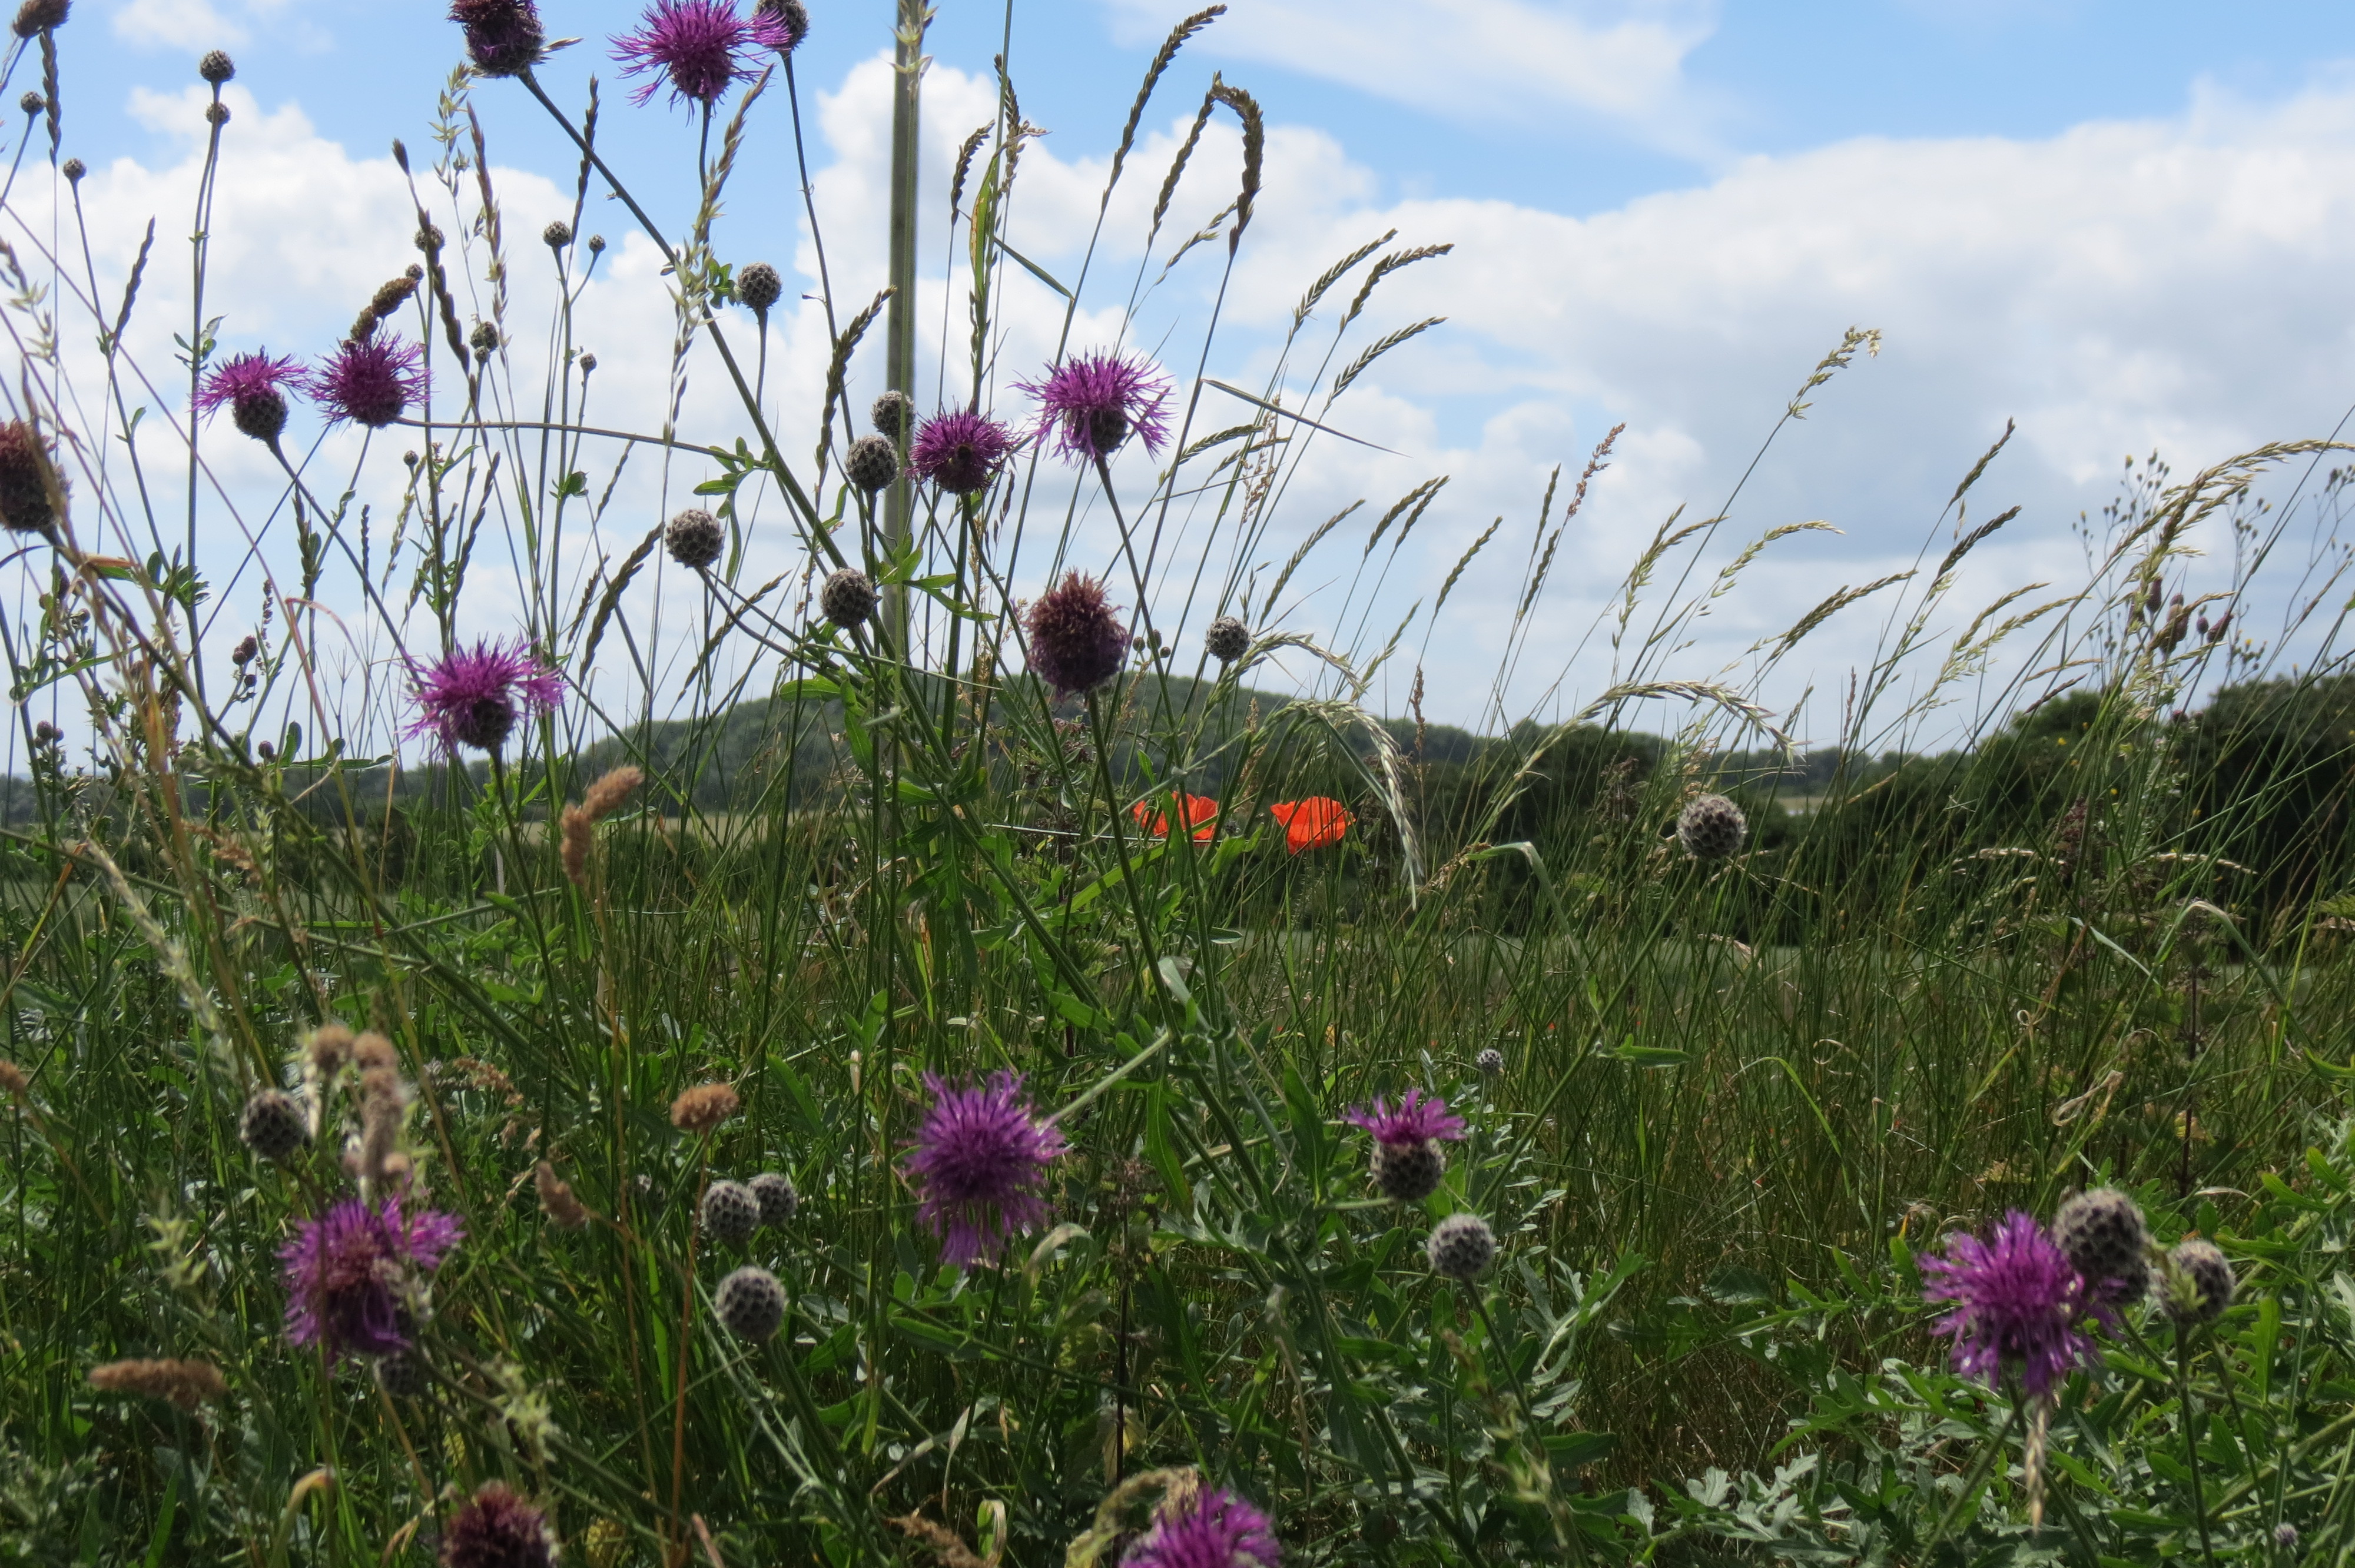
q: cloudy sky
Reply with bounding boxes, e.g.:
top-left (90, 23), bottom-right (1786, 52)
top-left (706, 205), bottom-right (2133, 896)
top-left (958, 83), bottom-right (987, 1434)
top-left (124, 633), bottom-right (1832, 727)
top-left (18, 0), bottom-right (2355, 752)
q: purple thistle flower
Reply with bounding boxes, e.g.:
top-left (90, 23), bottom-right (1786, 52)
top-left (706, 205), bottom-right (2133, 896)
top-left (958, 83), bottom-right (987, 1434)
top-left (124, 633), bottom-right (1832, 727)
top-left (442, 1481), bottom-right (555, 1568)
top-left (1342, 1088), bottom-right (1467, 1148)
top-left (747, 0), bottom-right (807, 54)
top-left (405, 638), bottom-right (565, 753)
top-left (908, 409), bottom-right (1019, 495)
top-left (307, 335), bottom-right (429, 429)
top-left (612, 0), bottom-right (755, 108)
top-left (1122, 1488), bottom-right (1282, 1568)
top-left (195, 350), bottom-right (301, 444)
top-left (1017, 350), bottom-right (1173, 465)
top-left (449, 0), bottom-right (543, 77)
top-left (904, 1071), bottom-right (1067, 1270)
top-left (1023, 572), bottom-right (1132, 698)
top-left (1922, 1210), bottom-right (2110, 1396)
top-left (279, 1196), bottom-right (462, 1360)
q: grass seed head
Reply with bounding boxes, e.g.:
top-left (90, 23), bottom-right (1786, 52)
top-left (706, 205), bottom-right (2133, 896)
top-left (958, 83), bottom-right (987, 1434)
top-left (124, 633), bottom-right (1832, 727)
top-left (700, 1179), bottom-right (759, 1246)
top-left (88, 1357), bottom-right (225, 1410)
top-left (534, 1162), bottom-right (590, 1229)
top-left (671, 1082), bottom-right (739, 1135)
top-left (751, 1171), bottom-right (798, 1227)
top-left (1676, 793), bottom-right (1747, 861)
top-left (1426, 1213), bottom-right (1496, 1280)
top-left (665, 506), bottom-right (724, 570)
top-left (715, 1265), bottom-right (785, 1340)
top-left (240, 1089), bottom-right (308, 1162)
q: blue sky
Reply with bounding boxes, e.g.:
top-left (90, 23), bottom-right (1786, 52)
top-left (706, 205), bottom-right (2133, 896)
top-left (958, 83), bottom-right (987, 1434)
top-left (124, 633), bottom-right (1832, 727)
top-left (28, 0), bottom-right (2355, 742)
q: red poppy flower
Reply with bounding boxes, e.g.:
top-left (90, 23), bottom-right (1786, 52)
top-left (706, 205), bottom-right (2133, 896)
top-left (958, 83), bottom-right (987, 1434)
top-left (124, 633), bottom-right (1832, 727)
top-left (1132, 792), bottom-right (1219, 842)
top-left (1271, 796), bottom-right (1353, 854)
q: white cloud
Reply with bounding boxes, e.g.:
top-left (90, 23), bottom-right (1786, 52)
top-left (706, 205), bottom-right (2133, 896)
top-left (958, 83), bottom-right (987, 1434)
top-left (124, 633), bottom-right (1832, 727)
top-left (22, 58), bottom-right (2355, 753)
top-left (1099, 0), bottom-right (1725, 157)
top-left (109, 0), bottom-right (291, 49)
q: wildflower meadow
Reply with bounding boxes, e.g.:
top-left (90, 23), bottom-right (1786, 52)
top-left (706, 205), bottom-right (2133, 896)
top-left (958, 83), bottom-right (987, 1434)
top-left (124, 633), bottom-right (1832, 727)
top-left (7, 1), bottom-right (2355, 1564)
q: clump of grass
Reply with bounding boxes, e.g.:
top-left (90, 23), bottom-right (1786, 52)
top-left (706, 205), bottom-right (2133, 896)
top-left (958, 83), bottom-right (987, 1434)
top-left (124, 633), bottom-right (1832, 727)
top-left (2, 2), bottom-right (2354, 1563)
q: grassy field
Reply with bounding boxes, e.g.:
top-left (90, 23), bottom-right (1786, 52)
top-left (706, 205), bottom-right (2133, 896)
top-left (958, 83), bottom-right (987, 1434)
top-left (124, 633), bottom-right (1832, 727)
top-left (6, 3), bottom-right (2355, 1564)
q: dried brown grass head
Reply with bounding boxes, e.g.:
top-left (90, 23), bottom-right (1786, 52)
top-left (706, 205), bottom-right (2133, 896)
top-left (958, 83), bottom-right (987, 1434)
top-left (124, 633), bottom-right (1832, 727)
top-left (535, 1161), bottom-right (591, 1229)
top-left (563, 764), bottom-right (645, 887)
top-left (670, 1082), bottom-right (739, 1135)
top-left (0, 1058), bottom-right (26, 1103)
top-left (88, 1357), bottom-right (227, 1410)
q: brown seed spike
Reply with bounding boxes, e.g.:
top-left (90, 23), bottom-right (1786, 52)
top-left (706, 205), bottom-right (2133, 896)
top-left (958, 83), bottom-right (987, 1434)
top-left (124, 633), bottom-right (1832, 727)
top-left (0, 1059), bottom-right (25, 1102)
top-left (671, 1082), bottom-right (739, 1136)
top-left (535, 1161), bottom-right (591, 1230)
top-left (88, 1357), bottom-right (227, 1410)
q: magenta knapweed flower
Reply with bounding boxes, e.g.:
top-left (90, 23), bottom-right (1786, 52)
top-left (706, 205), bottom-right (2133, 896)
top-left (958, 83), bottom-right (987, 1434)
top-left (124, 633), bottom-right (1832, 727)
top-left (1922, 1210), bottom-right (2109, 1396)
top-left (908, 409), bottom-right (1018, 495)
top-left (904, 1071), bottom-right (1067, 1270)
top-left (747, 0), bottom-right (806, 54)
top-left (1122, 1488), bottom-right (1282, 1568)
top-left (195, 350), bottom-right (301, 444)
top-left (449, 0), bottom-right (543, 76)
top-left (443, 1482), bottom-right (554, 1568)
top-left (405, 638), bottom-right (565, 752)
top-left (1017, 350), bottom-right (1172, 464)
top-left (1023, 572), bottom-right (1132, 698)
top-left (279, 1195), bottom-right (462, 1360)
top-left (612, 0), bottom-right (754, 108)
top-left (1343, 1088), bottom-right (1467, 1148)
top-left (307, 335), bottom-right (428, 428)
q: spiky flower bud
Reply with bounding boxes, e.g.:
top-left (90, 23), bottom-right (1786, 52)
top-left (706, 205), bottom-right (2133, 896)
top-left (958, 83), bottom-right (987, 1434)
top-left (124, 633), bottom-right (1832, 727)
top-left (1675, 793), bottom-right (1747, 861)
top-left (205, 101), bottom-right (229, 127)
top-left (469, 321), bottom-right (499, 361)
top-left (715, 1265), bottom-right (784, 1340)
top-left (1427, 1213), bottom-right (1497, 1280)
top-left (60, 157), bottom-right (82, 182)
top-left (240, 1088), bottom-right (308, 1162)
top-left (198, 49), bottom-right (234, 84)
top-left (751, 1171), bottom-right (797, 1227)
top-left (1474, 1048), bottom-right (1504, 1077)
top-left (0, 419), bottom-right (63, 534)
top-left (541, 219), bottom-right (571, 248)
top-left (2162, 1238), bottom-right (2234, 1324)
top-left (442, 1481), bottom-right (555, 1568)
top-left (870, 390), bottom-right (911, 440)
top-left (665, 507), bottom-right (724, 570)
top-left (2277, 1523), bottom-right (2300, 1550)
top-left (700, 1180), bottom-right (759, 1246)
top-left (1023, 572), bottom-right (1132, 698)
top-left (17, 91), bottom-right (39, 115)
top-left (1204, 615), bottom-right (1249, 665)
top-left (820, 567), bottom-right (877, 629)
top-left (735, 260), bottom-right (781, 314)
top-left (2052, 1187), bottom-right (2149, 1305)
top-left (1372, 1139), bottom-right (1444, 1204)
top-left (844, 434), bottom-right (898, 495)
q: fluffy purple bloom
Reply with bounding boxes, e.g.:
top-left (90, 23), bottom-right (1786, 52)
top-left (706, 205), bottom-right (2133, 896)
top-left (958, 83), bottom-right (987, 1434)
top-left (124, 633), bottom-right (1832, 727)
top-left (1017, 350), bottom-right (1173, 465)
top-left (904, 1071), bottom-right (1067, 1270)
top-left (1343, 1089), bottom-right (1467, 1148)
top-left (908, 409), bottom-right (1019, 495)
top-left (747, 0), bottom-right (806, 54)
top-left (1023, 572), bottom-right (1132, 698)
top-left (612, 0), bottom-right (755, 108)
top-left (279, 1196), bottom-right (462, 1360)
top-left (195, 350), bottom-right (301, 444)
top-left (307, 335), bottom-right (429, 429)
top-left (1122, 1488), bottom-right (1282, 1568)
top-left (449, 0), bottom-right (543, 76)
top-left (405, 637), bottom-right (565, 753)
top-left (1923, 1211), bottom-right (2110, 1396)
top-left (443, 1482), bottom-right (554, 1568)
